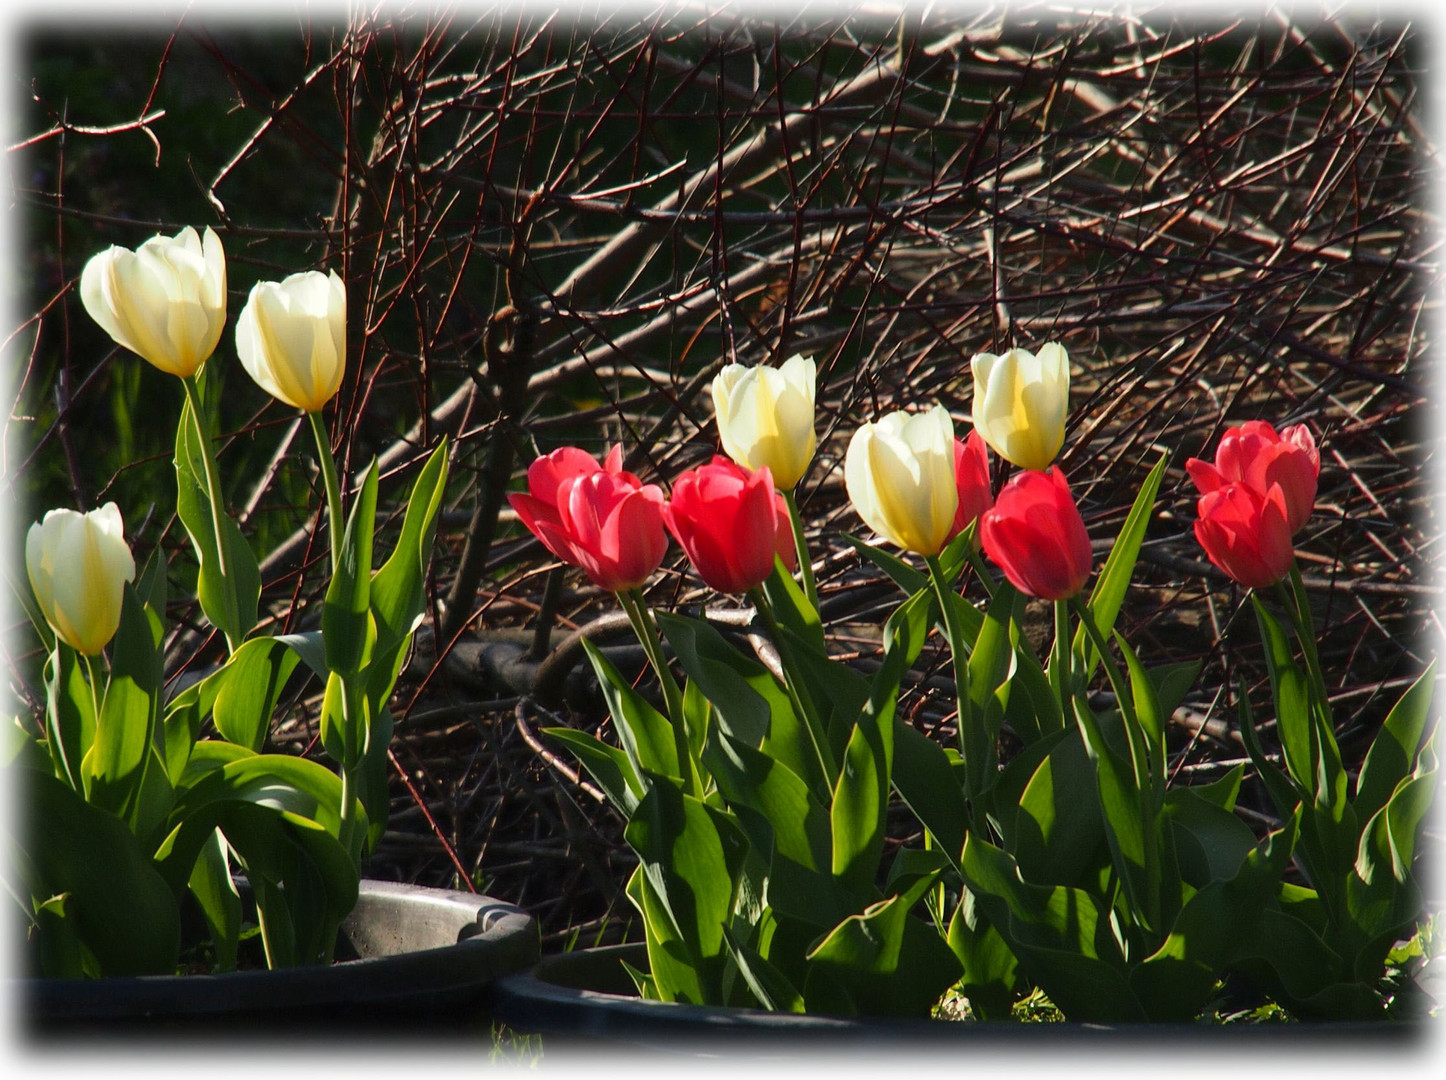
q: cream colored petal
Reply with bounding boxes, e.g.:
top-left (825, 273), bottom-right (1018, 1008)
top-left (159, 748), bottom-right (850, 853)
top-left (79, 248), bottom-right (131, 350)
top-left (845, 423), bottom-right (895, 544)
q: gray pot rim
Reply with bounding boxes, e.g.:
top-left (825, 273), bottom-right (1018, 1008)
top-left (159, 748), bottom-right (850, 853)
top-left (21, 878), bottom-right (538, 1025)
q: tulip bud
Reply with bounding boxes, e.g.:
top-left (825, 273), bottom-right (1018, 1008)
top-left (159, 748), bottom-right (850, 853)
top-left (1186, 420), bottom-right (1318, 535)
top-left (664, 457), bottom-right (785, 594)
top-left (844, 405), bottom-right (958, 556)
top-left (79, 226), bottom-right (227, 378)
top-left (236, 270), bottom-right (346, 413)
top-left (26, 503), bottom-right (137, 656)
top-left (979, 468), bottom-right (1091, 600)
top-left (948, 429), bottom-right (994, 546)
top-left (1193, 482), bottom-right (1295, 589)
top-left (509, 444), bottom-right (668, 592)
top-left (711, 354), bottom-right (817, 490)
top-left (970, 342), bottom-right (1070, 471)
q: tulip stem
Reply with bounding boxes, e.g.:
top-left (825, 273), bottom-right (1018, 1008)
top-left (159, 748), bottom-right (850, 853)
top-left (963, 542), bottom-right (997, 601)
top-left (1278, 564), bottom-right (1333, 731)
top-left (925, 554), bottom-right (985, 826)
top-left (782, 490), bottom-right (819, 614)
top-left (81, 652), bottom-right (104, 761)
top-left (1050, 599), bottom-right (1071, 708)
top-left (749, 586), bottom-right (838, 789)
top-left (307, 409), bottom-right (345, 574)
top-left (619, 588), bottom-right (694, 794)
top-left (181, 375), bottom-right (240, 652)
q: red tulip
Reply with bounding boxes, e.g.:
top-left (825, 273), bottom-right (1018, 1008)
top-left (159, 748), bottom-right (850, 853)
top-left (665, 457), bottom-right (786, 594)
top-left (1186, 420), bottom-right (1318, 534)
top-left (947, 429), bottom-right (994, 545)
top-left (979, 467), bottom-right (1091, 600)
top-left (1192, 482), bottom-right (1294, 589)
top-left (508, 444), bottom-right (667, 591)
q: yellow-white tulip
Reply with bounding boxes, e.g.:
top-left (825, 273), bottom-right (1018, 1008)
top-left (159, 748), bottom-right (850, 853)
top-left (711, 354), bottom-right (817, 490)
top-left (844, 404), bottom-right (959, 556)
top-left (79, 226), bottom-right (227, 378)
top-left (26, 503), bottom-right (136, 656)
top-left (236, 270), bottom-right (346, 413)
top-left (970, 342), bottom-right (1070, 471)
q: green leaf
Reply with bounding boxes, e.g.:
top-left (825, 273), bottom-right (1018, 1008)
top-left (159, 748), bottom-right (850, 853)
top-left (323, 459), bottom-right (379, 676)
top-left (724, 925), bottom-right (806, 1012)
top-left (188, 827), bottom-right (241, 972)
top-left (1148, 660), bottom-right (1202, 721)
top-left (624, 785), bottom-right (744, 1005)
top-left (701, 728), bottom-right (853, 930)
top-left (43, 643), bottom-right (95, 793)
top-left (275, 631), bottom-right (328, 681)
top-left (1355, 660), bottom-right (1437, 827)
top-left (1252, 596), bottom-right (1318, 799)
top-left (1237, 682), bottom-right (1300, 818)
top-left (830, 619), bottom-right (904, 896)
top-left (1071, 695), bottom-right (1152, 925)
top-left (1011, 729), bottom-right (1105, 887)
top-left (369, 439), bottom-right (450, 655)
top-left (762, 557), bottom-right (824, 653)
top-left (174, 392), bottom-right (260, 647)
top-left (625, 865), bottom-right (707, 1005)
top-left (582, 639), bottom-right (680, 784)
top-left (85, 584), bottom-right (162, 826)
top-left (804, 873), bottom-right (961, 1018)
top-left (657, 611), bottom-right (820, 795)
top-left (211, 636), bottom-right (303, 753)
top-left (15, 769), bottom-right (181, 976)
top-left (1130, 815), bottom-right (1298, 1020)
top-left (890, 718), bottom-right (967, 872)
top-left (1073, 451), bottom-right (1168, 679)
top-left (545, 727), bottom-right (643, 815)
top-left (947, 888), bottom-right (1019, 1020)
top-left (1164, 781), bottom-right (1261, 887)
top-left (960, 833), bottom-right (1143, 1022)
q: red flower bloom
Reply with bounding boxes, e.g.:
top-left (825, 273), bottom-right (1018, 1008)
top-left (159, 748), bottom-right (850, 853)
top-left (1192, 482), bottom-right (1294, 589)
top-left (508, 444), bottom-right (667, 592)
top-left (665, 457), bottom-right (787, 594)
top-left (947, 429), bottom-right (994, 545)
top-left (1186, 420), bottom-right (1318, 535)
top-left (979, 467), bottom-right (1091, 600)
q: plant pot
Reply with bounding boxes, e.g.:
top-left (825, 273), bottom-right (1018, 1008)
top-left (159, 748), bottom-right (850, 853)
top-left (485, 944), bottom-right (1428, 1053)
top-left (20, 879), bottom-right (538, 1036)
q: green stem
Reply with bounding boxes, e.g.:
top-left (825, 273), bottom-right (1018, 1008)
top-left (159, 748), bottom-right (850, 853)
top-left (307, 409), bottom-right (345, 575)
top-left (1049, 598), bottom-right (1071, 712)
top-left (181, 375), bottom-right (240, 651)
top-left (336, 679), bottom-right (364, 867)
top-left (749, 586), bottom-right (838, 788)
top-left (619, 588), bottom-right (694, 794)
top-left (1280, 563), bottom-right (1332, 729)
top-left (926, 554), bottom-right (984, 826)
top-left (782, 489), bottom-right (819, 613)
top-left (81, 652), bottom-right (104, 783)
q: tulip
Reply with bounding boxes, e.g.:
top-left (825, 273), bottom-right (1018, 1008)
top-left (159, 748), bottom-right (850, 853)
top-left (1186, 420), bottom-right (1318, 535)
top-left (970, 342), bottom-right (1070, 471)
top-left (236, 270), bottom-right (346, 412)
top-left (26, 503), bottom-right (137, 656)
top-left (711, 354), bottom-right (818, 490)
top-left (979, 468), bottom-right (1091, 600)
top-left (664, 457), bottom-right (789, 594)
top-left (1193, 482), bottom-right (1295, 589)
top-left (509, 445), bottom-right (668, 592)
top-left (948, 429), bottom-right (994, 545)
top-left (79, 226), bottom-right (227, 378)
top-left (845, 405), bottom-right (959, 556)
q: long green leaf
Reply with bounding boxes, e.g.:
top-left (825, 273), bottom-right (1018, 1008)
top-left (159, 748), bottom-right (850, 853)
top-left (322, 459), bottom-right (379, 676)
top-left (1073, 451), bottom-right (1168, 677)
top-left (86, 585), bottom-right (161, 826)
top-left (1355, 660), bottom-right (1437, 827)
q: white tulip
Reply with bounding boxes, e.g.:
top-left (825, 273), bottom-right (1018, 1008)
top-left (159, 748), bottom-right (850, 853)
top-left (236, 270), bottom-right (346, 413)
top-left (26, 503), bottom-right (136, 656)
top-left (711, 354), bottom-right (817, 490)
top-left (970, 342), bottom-right (1070, 471)
top-left (845, 405), bottom-right (959, 556)
top-left (79, 226), bottom-right (226, 378)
